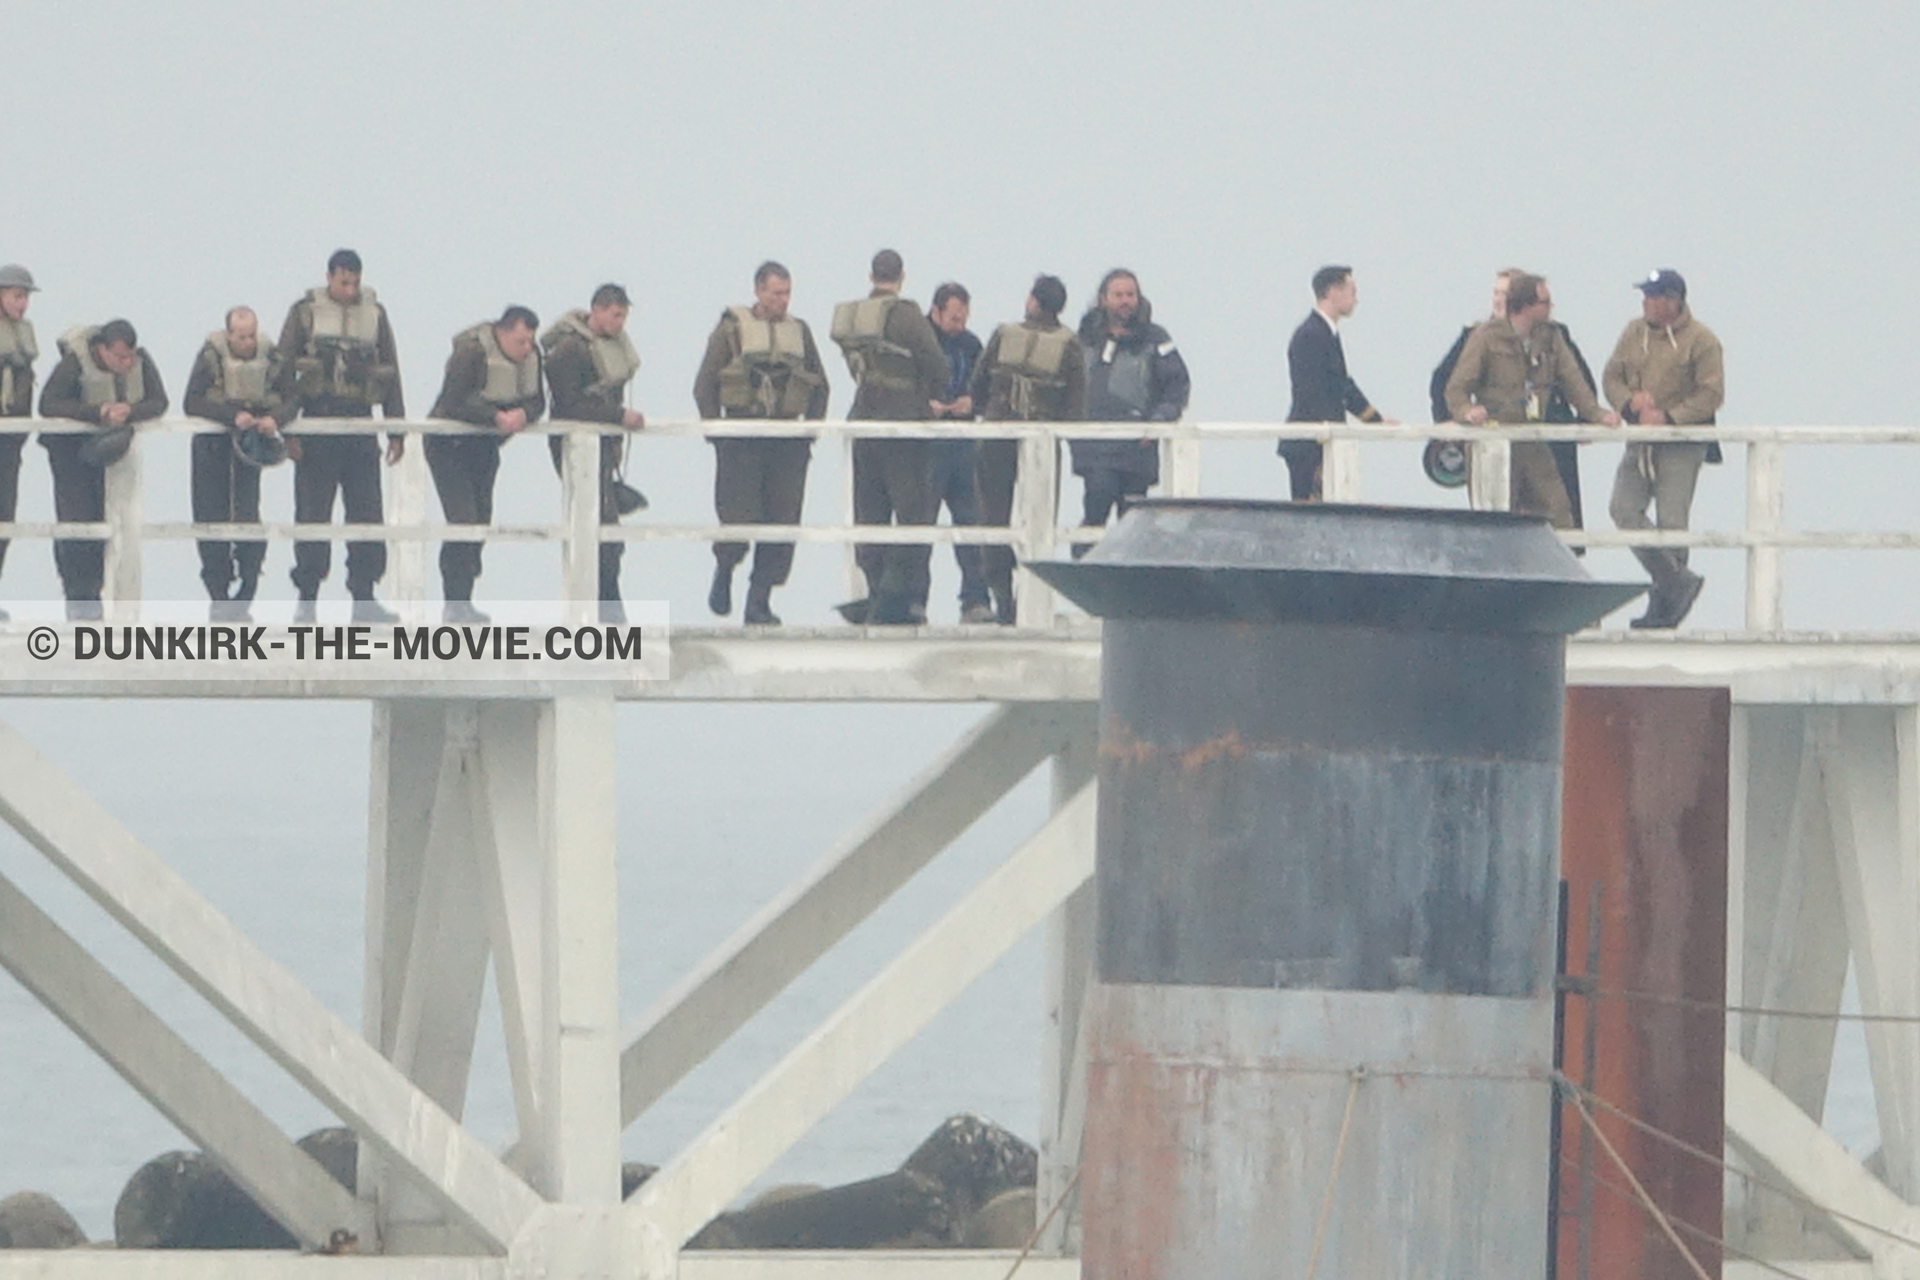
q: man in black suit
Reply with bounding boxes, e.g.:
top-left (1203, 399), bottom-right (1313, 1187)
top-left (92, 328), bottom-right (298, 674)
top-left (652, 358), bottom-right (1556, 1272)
top-left (1282, 265), bottom-right (1388, 500)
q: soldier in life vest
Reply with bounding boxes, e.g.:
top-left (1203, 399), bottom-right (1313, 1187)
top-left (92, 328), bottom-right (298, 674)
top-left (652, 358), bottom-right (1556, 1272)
top-left (967, 275), bottom-right (1087, 623)
top-left (183, 306), bottom-right (288, 619)
top-left (830, 248), bottom-right (950, 626)
top-left (426, 305), bottom-right (545, 623)
top-left (1073, 269), bottom-right (1190, 547)
top-left (38, 319), bottom-right (169, 615)
top-left (692, 260), bottom-right (829, 626)
top-left (0, 264), bottom-right (41, 619)
top-left (276, 248), bottom-right (404, 622)
top-left (542, 283), bottom-right (645, 621)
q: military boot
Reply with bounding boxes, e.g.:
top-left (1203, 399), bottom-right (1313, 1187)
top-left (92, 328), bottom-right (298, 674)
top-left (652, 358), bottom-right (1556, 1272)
top-left (708, 562), bottom-right (735, 617)
top-left (743, 583), bottom-right (780, 627)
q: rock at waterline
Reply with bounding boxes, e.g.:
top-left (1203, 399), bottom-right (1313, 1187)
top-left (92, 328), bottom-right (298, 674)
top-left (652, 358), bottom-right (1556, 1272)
top-left (686, 1113), bottom-right (1039, 1249)
top-left (960, 1187), bottom-right (1038, 1248)
top-left (900, 1113), bottom-right (1037, 1224)
top-left (0, 1190), bottom-right (88, 1248)
top-left (687, 1169), bottom-right (951, 1249)
top-left (114, 1152), bottom-right (296, 1250)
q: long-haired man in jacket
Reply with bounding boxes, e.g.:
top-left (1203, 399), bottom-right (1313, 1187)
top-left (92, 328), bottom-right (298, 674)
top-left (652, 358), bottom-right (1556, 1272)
top-left (1072, 269), bottom-right (1189, 548)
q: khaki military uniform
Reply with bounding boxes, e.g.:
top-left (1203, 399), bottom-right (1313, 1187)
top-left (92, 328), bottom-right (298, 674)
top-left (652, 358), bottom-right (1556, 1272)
top-left (544, 309), bottom-right (643, 606)
top-left (426, 323), bottom-right (546, 603)
top-left (833, 288), bottom-right (950, 622)
top-left (183, 331), bottom-right (287, 602)
top-left (0, 315), bottom-right (37, 587)
top-left (968, 319), bottom-right (1088, 621)
top-left (277, 286), bottom-right (405, 601)
top-left (39, 329), bottom-right (170, 603)
top-left (691, 306), bottom-right (829, 604)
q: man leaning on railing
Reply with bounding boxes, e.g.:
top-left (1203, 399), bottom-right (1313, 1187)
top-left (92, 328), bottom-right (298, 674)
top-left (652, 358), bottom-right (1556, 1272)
top-left (1443, 272), bottom-right (1619, 527)
top-left (39, 319), bottom-right (169, 618)
top-left (1604, 269), bottom-right (1726, 630)
top-left (182, 306), bottom-right (287, 621)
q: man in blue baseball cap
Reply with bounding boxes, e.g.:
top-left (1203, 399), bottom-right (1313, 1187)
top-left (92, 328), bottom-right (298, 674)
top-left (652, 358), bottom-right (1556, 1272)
top-left (1603, 269), bottom-right (1725, 629)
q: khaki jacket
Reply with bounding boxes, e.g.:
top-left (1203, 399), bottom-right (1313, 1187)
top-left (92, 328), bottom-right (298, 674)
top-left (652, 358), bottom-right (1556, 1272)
top-left (1602, 306), bottom-right (1724, 425)
top-left (1444, 316), bottom-right (1605, 424)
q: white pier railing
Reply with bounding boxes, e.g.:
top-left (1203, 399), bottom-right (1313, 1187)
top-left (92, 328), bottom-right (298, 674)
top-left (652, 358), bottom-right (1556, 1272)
top-left (3, 417), bottom-right (1918, 632)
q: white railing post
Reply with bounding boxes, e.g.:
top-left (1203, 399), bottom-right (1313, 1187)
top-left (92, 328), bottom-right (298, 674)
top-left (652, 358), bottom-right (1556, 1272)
top-left (1746, 440), bottom-right (1786, 633)
top-left (1468, 435), bottom-right (1511, 512)
top-left (1321, 432), bottom-right (1361, 502)
top-left (1163, 431), bottom-right (1202, 498)
top-left (388, 427), bottom-right (430, 614)
top-left (561, 425), bottom-right (600, 616)
top-left (1015, 426), bottom-right (1058, 628)
top-left (103, 433), bottom-right (143, 611)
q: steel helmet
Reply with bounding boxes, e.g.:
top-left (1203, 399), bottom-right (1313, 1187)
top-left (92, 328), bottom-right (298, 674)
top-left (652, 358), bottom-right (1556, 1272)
top-left (232, 427), bottom-right (288, 468)
top-left (1422, 438), bottom-right (1469, 488)
top-left (0, 264), bottom-right (37, 292)
top-left (78, 425), bottom-right (134, 468)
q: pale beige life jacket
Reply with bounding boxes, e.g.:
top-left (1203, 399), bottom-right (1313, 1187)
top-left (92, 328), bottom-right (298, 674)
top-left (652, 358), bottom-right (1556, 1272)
top-left (719, 306), bottom-right (821, 417)
top-left (829, 295), bottom-right (918, 393)
top-left (988, 322), bottom-right (1075, 419)
top-left (294, 286), bottom-right (395, 402)
top-left (0, 316), bottom-right (36, 410)
top-left (59, 325), bottom-right (146, 407)
top-left (200, 330), bottom-right (277, 409)
top-left (461, 322), bottom-right (541, 406)
top-left (540, 309), bottom-right (640, 398)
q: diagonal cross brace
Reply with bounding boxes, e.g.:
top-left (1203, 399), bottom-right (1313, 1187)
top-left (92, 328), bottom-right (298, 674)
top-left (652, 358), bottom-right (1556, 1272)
top-left (627, 780), bottom-right (1097, 1249)
top-left (616, 701), bottom-right (1096, 1128)
top-left (1725, 1049), bottom-right (1920, 1263)
top-left (0, 869), bottom-right (372, 1249)
top-left (0, 718), bottom-right (545, 1253)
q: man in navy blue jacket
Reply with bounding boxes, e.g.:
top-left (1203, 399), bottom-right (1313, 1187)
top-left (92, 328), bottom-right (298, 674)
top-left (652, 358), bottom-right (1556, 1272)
top-left (1281, 265), bottom-right (1387, 501)
top-left (926, 282), bottom-right (991, 622)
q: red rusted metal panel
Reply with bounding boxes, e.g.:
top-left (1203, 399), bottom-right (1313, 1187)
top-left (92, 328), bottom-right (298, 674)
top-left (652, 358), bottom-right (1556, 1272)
top-left (1559, 687), bottom-right (1730, 1280)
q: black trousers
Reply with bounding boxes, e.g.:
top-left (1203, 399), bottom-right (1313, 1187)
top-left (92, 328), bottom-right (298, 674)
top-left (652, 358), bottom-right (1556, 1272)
top-left (975, 438), bottom-right (1019, 614)
top-left (1550, 440), bottom-right (1585, 529)
top-left (851, 437), bottom-right (936, 609)
top-left (712, 437), bottom-right (810, 589)
top-left (549, 434), bottom-right (626, 601)
top-left (426, 435), bottom-right (501, 602)
top-left (928, 439), bottom-right (988, 608)
top-left (191, 432), bottom-right (265, 599)
top-left (291, 434), bottom-right (386, 597)
top-left (1079, 466), bottom-right (1151, 529)
top-left (0, 430), bottom-right (23, 580)
top-left (1278, 440), bottom-right (1321, 501)
top-left (42, 435), bottom-right (107, 601)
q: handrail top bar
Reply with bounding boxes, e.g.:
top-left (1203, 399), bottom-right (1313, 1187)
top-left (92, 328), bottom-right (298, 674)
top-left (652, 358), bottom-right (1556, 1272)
top-left (12, 416), bottom-right (1920, 445)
